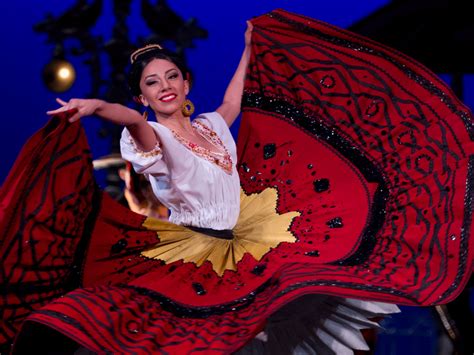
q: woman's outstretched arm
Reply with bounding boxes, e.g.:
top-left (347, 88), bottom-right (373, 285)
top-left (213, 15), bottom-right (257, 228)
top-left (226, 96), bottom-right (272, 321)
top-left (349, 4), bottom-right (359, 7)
top-left (216, 21), bottom-right (252, 127)
top-left (47, 98), bottom-right (158, 152)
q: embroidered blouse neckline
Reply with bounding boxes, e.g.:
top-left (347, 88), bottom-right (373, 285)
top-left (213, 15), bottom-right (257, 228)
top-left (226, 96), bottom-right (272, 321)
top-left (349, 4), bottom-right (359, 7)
top-left (162, 120), bottom-right (233, 174)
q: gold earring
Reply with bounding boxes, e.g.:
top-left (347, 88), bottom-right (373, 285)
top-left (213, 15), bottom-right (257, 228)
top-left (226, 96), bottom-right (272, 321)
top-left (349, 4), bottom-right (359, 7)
top-left (143, 111), bottom-right (148, 121)
top-left (182, 99), bottom-right (195, 117)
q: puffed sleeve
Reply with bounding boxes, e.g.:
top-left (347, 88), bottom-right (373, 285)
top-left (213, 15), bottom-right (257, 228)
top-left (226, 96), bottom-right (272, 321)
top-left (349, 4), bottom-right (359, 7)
top-left (120, 125), bottom-right (169, 176)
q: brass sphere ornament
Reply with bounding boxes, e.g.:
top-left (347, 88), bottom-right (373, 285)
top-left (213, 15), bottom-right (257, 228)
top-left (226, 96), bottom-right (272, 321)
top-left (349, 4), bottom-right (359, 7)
top-left (42, 59), bottom-right (76, 93)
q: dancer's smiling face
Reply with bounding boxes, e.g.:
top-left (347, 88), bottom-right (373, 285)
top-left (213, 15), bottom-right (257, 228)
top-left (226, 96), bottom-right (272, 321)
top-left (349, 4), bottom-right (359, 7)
top-left (138, 58), bottom-right (190, 119)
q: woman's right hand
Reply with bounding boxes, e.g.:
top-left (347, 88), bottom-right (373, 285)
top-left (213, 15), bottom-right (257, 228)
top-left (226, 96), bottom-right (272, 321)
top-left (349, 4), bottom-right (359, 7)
top-left (47, 97), bottom-right (158, 151)
top-left (47, 98), bottom-right (104, 123)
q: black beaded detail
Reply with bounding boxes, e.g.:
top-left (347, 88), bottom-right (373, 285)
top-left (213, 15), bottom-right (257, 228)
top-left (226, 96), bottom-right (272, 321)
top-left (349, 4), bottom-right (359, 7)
top-left (241, 163), bottom-right (250, 173)
top-left (192, 283), bottom-right (207, 296)
top-left (305, 250), bottom-right (320, 257)
top-left (111, 238), bottom-right (128, 254)
top-left (437, 155), bottom-right (474, 302)
top-left (252, 264), bottom-right (267, 276)
top-left (326, 217), bottom-right (343, 228)
top-left (242, 93), bottom-right (389, 266)
top-left (276, 280), bottom-right (417, 302)
top-left (313, 178), bottom-right (330, 192)
top-left (242, 94), bottom-right (384, 182)
top-left (263, 143), bottom-right (276, 160)
top-left (121, 279), bottom-right (274, 318)
top-left (365, 101), bottom-right (380, 118)
top-left (267, 10), bottom-right (474, 140)
top-left (320, 75), bottom-right (335, 88)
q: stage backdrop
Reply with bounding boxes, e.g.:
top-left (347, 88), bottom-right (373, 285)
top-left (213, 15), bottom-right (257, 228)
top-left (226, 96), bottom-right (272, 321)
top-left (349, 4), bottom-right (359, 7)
top-left (0, 0), bottom-right (397, 184)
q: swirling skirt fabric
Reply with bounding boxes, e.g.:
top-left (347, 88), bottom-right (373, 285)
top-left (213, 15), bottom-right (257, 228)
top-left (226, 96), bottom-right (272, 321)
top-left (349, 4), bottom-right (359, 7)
top-left (1, 9), bottom-right (473, 354)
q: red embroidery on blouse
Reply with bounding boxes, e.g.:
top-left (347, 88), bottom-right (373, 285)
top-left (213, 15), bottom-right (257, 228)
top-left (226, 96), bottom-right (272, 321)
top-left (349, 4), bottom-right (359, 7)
top-left (129, 138), bottom-right (162, 158)
top-left (171, 121), bottom-right (233, 174)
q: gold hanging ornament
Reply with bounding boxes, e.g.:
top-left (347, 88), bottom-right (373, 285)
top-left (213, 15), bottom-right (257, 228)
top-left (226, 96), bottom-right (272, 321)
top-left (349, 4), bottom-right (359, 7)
top-left (42, 59), bottom-right (76, 93)
top-left (182, 98), bottom-right (195, 117)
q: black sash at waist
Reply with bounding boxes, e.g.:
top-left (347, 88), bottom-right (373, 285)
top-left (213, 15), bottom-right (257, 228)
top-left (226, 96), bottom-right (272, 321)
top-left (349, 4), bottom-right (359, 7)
top-left (185, 225), bottom-right (234, 240)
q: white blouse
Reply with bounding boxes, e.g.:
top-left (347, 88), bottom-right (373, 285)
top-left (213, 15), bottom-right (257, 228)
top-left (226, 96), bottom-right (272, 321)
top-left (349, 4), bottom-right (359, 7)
top-left (120, 112), bottom-right (241, 230)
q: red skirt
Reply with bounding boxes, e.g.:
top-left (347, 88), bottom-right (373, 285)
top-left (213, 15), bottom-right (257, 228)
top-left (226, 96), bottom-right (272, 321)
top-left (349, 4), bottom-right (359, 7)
top-left (1, 9), bottom-right (473, 354)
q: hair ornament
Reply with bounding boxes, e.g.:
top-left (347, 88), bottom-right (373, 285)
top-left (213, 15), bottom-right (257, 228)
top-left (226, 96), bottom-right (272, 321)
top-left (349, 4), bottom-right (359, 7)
top-left (130, 44), bottom-right (163, 64)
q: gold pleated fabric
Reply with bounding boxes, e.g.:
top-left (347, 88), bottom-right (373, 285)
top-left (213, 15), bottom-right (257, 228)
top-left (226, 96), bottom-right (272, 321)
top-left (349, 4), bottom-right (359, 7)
top-left (141, 188), bottom-right (300, 276)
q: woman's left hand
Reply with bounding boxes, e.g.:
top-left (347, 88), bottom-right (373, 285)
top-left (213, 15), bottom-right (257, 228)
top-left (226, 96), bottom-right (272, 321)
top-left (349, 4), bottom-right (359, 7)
top-left (245, 21), bottom-right (253, 47)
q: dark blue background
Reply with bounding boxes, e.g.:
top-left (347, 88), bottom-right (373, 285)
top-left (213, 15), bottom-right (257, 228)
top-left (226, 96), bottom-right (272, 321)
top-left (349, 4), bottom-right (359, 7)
top-left (0, 0), bottom-right (395, 182)
top-left (0, 1), bottom-right (472, 354)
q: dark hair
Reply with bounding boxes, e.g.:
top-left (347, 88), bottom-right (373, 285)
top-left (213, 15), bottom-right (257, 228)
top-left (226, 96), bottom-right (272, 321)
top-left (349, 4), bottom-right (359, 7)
top-left (128, 47), bottom-right (191, 97)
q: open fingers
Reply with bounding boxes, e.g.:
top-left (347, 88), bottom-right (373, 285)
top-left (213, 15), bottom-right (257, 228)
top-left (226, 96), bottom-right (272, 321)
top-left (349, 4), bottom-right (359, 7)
top-left (46, 107), bottom-right (68, 115)
top-left (56, 98), bottom-right (68, 106)
top-left (68, 112), bottom-right (82, 123)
